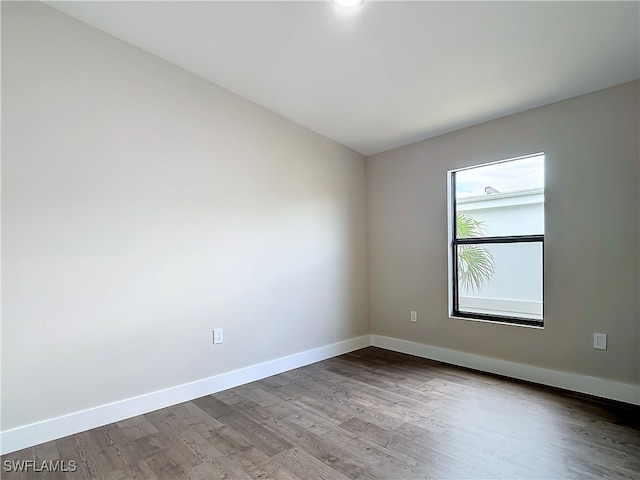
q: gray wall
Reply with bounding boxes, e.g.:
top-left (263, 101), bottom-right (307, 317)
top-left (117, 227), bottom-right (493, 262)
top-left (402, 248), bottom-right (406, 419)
top-left (1, 2), bottom-right (368, 430)
top-left (367, 81), bottom-right (639, 385)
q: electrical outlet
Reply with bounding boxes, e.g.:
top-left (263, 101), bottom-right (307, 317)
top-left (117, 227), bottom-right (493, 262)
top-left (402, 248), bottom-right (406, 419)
top-left (213, 328), bottom-right (223, 345)
top-left (410, 311), bottom-right (417, 323)
top-left (593, 332), bottom-right (607, 350)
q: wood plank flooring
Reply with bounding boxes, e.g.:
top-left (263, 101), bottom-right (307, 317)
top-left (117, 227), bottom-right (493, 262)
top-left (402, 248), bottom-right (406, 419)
top-left (2, 347), bottom-right (639, 479)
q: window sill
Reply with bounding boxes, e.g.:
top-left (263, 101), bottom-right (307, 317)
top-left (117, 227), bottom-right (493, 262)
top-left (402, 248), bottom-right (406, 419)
top-left (449, 314), bottom-right (544, 330)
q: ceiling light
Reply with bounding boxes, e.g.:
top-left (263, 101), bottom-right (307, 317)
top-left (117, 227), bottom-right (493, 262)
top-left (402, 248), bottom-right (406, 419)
top-left (332, 0), bottom-right (365, 8)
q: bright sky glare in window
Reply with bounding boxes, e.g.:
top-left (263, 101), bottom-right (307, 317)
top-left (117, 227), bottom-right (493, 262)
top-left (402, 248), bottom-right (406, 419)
top-left (456, 155), bottom-right (544, 198)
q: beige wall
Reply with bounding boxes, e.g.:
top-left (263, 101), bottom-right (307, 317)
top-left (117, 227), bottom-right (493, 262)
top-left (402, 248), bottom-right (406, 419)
top-left (368, 81), bottom-right (639, 385)
top-left (1, 2), bottom-right (368, 430)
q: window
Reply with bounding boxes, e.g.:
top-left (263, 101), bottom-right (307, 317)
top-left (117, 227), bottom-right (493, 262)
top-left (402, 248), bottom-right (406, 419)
top-left (448, 153), bottom-right (544, 327)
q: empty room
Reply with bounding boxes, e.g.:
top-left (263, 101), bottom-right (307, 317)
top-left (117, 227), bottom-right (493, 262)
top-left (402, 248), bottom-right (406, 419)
top-left (1, 1), bottom-right (639, 479)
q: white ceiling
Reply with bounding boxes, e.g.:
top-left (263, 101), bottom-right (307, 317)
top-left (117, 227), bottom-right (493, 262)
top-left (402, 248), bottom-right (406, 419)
top-left (46, 1), bottom-right (640, 156)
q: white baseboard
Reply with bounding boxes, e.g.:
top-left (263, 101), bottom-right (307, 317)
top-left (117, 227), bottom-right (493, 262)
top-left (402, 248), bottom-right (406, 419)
top-left (4, 333), bottom-right (637, 455)
top-left (0, 335), bottom-right (371, 455)
top-left (371, 335), bottom-right (640, 406)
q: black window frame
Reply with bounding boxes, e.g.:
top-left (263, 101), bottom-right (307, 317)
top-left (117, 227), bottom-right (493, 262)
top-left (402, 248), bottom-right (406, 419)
top-left (449, 155), bottom-right (544, 328)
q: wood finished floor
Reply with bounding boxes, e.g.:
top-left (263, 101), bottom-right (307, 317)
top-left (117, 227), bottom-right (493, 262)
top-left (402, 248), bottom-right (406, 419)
top-left (2, 347), bottom-right (639, 480)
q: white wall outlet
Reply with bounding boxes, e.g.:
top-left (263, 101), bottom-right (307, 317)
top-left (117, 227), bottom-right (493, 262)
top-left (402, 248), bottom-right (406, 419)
top-left (213, 328), bottom-right (223, 345)
top-left (410, 311), bottom-right (417, 323)
top-left (594, 332), bottom-right (607, 350)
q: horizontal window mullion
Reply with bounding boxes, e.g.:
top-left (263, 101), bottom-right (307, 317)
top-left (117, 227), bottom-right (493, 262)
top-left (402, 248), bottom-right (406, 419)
top-left (454, 235), bottom-right (543, 245)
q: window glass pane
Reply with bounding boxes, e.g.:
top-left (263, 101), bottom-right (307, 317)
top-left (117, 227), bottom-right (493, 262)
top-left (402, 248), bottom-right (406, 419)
top-left (457, 242), bottom-right (543, 321)
top-left (455, 155), bottom-right (544, 237)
